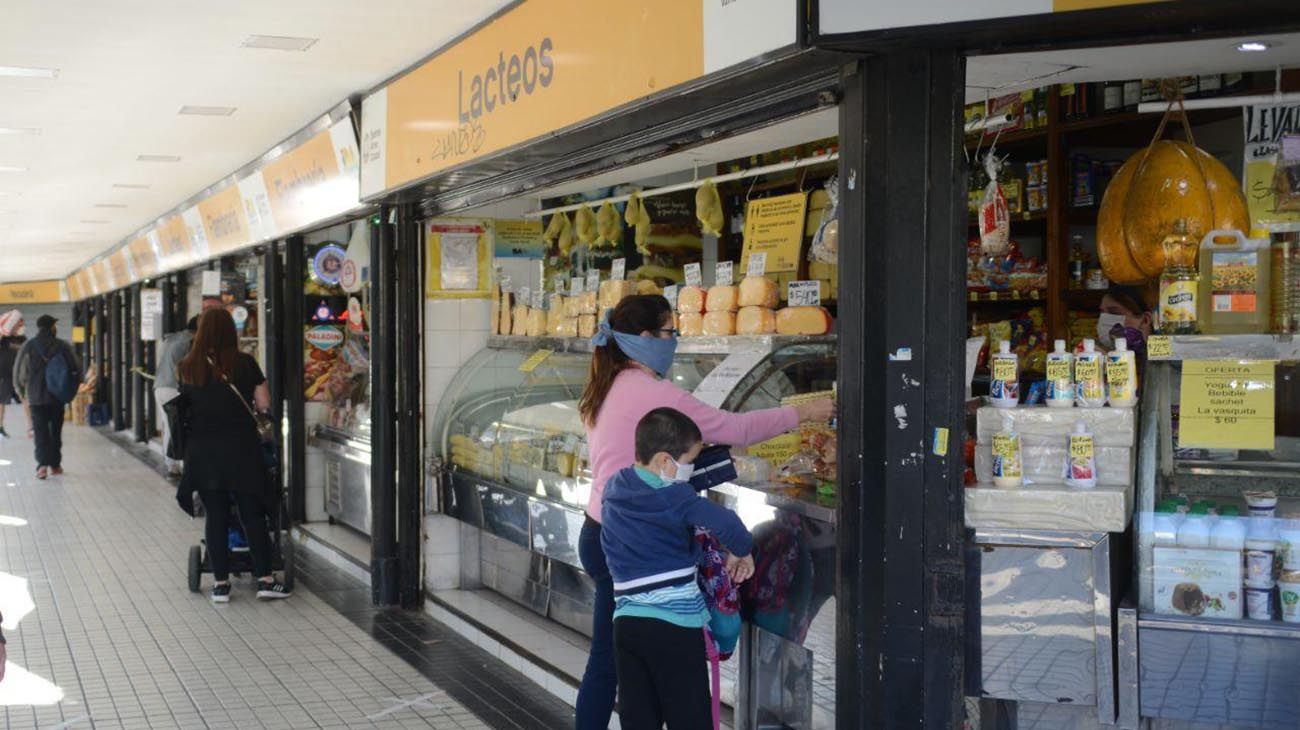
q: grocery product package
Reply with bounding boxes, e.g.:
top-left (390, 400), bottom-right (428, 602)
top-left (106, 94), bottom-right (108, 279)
top-left (808, 175), bottom-right (839, 264)
top-left (978, 153), bottom-right (1010, 255)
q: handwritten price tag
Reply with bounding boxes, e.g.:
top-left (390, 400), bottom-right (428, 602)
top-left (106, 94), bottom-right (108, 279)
top-left (586, 270), bottom-right (600, 292)
top-left (611, 258), bottom-right (626, 281)
top-left (1147, 335), bottom-right (1173, 359)
top-left (787, 280), bottom-right (821, 307)
top-left (518, 287), bottom-right (531, 306)
top-left (715, 261), bottom-right (734, 286)
top-left (531, 290), bottom-right (544, 309)
top-left (991, 433), bottom-right (1018, 459)
top-left (570, 277), bottom-right (584, 296)
top-left (1069, 435), bottom-right (1094, 460)
top-left (663, 285), bottom-right (679, 309)
top-left (684, 263), bottom-right (702, 287)
top-left (991, 358), bottom-right (1017, 381)
top-left (747, 252), bottom-right (767, 277)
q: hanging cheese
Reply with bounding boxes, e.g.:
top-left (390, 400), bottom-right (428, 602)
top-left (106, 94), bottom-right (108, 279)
top-left (677, 286), bottom-right (706, 313)
top-left (578, 291), bottom-right (598, 315)
top-left (695, 180), bottom-right (724, 237)
top-left (557, 212), bottom-right (575, 256)
top-left (635, 279), bottom-right (661, 296)
top-left (736, 306), bottom-right (777, 335)
top-left (702, 310), bottom-right (737, 336)
top-left (775, 306), bottom-right (833, 335)
top-left (596, 201), bottom-right (622, 247)
top-left (511, 306), bottom-right (530, 336)
top-left (679, 312), bottom-right (704, 337)
top-left (575, 206), bottom-right (598, 246)
top-left (543, 213), bottom-right (565, 244)
top-left (526, 308), bottom-right (547, 337)
top-left (598, 280), bottom-right (637, 311)
top-left (705, 285), bottom-right (739, 313)
top-left (578, 314), bottom-right (598, 339)
top-left (737, 276), bottom-right (779, 309)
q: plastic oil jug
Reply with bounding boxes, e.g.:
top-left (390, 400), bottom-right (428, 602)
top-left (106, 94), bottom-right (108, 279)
top-left (1198, 229), bottom-right (1271, 334)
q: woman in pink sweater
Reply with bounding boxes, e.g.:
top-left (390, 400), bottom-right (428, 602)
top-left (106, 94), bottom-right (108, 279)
top-left (574, 295), bottom-right (832, 729)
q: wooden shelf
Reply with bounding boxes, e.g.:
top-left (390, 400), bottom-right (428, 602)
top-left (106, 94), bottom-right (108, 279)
top-left (968, 289), bottom-right (1046, 304)
top-left (1064, 289), bottom-right (1106, 310)
top-left (968, 210), bottom-right (1049, 229)
top-left (965, 125), bottom-right (1048, 151)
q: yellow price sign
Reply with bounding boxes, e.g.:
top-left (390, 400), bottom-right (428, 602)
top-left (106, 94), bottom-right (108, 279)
top-left (1106, 359), bottom-right (1130, 388)
top-left (1147, 335), bottom-right (1173, 359)
top-left (750, 433), bottom-right (801, 467)
top-left (1069, 435), bottom-right (1094, 460)
top-left (1046, 360), bottom-right (1071, 382)
top-left (991, 433), bottom-right (1018, 459)
top-left (1178, 360), bottom-right (1276, 450)
top-left (991, 358), bottom-right (1017, 381)
top-left (518, 348), bottom-right (554, 373)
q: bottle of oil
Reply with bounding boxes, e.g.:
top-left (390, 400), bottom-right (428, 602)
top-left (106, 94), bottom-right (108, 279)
top-left (1159, 219), bottom-right (1200, 335)
top-left (1272, 231), bottom-right (1300, 334)
top-left (1198, 229), bottom-right (1270, 334)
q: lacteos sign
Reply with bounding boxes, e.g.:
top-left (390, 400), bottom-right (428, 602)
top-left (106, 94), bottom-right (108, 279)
top-left (459, 39), bottom-right (555, 123)
top-left (305, 325), bottom-right (345, 350)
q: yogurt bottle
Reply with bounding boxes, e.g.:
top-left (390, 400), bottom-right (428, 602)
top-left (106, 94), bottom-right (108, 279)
top-left (1280, 570), bottom-right (1300, 624)
top-left (1152, 503), bottom-right (1180, 547)
top-left (1245, 518), bottom-right (1278, 588)
top-left (1246, 585), bottom-right (1273, 621)
top-left (1177, 504), bottom-right (1211, 548)
top-left (1209, 506), bottom-right (1246, 550)
top-left (1045, 340), bottom-right (1074, 408)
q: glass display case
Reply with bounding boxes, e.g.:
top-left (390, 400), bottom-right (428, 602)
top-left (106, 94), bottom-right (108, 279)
top-left (1131, 335), bottom-right (1300, 728)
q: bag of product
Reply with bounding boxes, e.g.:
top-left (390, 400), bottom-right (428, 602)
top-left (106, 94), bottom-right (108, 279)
top-left (808, 175), bottom-right (839, 264)
top-left (978, 153), bottom-right (1010, 255)
top-left (1273, 134), bottom-right (1300, 212)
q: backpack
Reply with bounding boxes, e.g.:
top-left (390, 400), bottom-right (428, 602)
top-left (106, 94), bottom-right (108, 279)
top-left (42, 344), bottom-right (80, 403)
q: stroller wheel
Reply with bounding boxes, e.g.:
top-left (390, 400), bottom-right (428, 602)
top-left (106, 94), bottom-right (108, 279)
top-left (187, 545), bottom-right (202, 593)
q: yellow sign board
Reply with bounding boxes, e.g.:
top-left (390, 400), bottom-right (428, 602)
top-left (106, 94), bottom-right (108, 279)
top-left (740, 192), bottom-right (809, 274)
top-left (262, 128), bottom-right (346, 234)
top-left (198, 184), bottom-right (251, 255)
top-left (0, 280), bottom-right (66, 304)
top-left (1178, 360), bottom-right (1276, 450)
top-left (518, 349), bottom-right (554, 373)
top-left (494, 219), bottom-right (545, 259)
top-left (750, 432), bottom-right (802, 467)
top-left (1146, 335), bottom-right (1173, 359)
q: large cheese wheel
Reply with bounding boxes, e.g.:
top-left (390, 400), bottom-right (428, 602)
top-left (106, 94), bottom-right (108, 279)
top-left (775, 306), bottom-right (833, 335)
top-left (599, 280), bottom-right (637, 311)
top-left (678, 286), bottom-right (706, 314)
top-left (703, 310), bottom-right (736, 336)
top-left (738, 276), bottom-right (779, 309)
top-left (525, 308), bottom-right (547, 337)
top-left (736, 306), bottom-right (777, 334)
top-left (563, 295), bottom-right (582, 319)
top-left (498, 291), bottom-right (514, 336)
top-left (546, 301), bottom-right (565, 333)
top-left (578, 291), bottom-right (598, 315)
top-left (679, 312), bottom-right (704, 337)
top-left (706, 285), bottom-right (739, 312)
top-left (511, 306), bottom-right (529, 336)
top-left (578, 314), bottom-right (597, 339)
top-left (1097, 140), bottom-right (1249, 283)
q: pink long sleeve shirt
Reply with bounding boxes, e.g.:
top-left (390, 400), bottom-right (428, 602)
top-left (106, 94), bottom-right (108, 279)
top-left (585, 367), bottom-right (799, 521)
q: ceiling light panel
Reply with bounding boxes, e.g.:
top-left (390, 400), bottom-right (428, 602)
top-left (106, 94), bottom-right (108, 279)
top-left (0, 65), bottom-right (58, 78)
top-left (1237, 41), bottom-right (1272, 53)
top-left (0, 166), bottom-right (28, 173)
top-left (240, 35), bottom-right (318, 51)
top-left (137, 154), bottom-right (181, 163)
top-left (93, 203), bottom-right (127, 208)
top-left (178, 105), bottom-right (237, 116)
top-left (79, 219), bottom-right (109, 224)
top-left (112, 183), bottom-right (150, 189)
top-left (0, 127), bottom-right (40, 135)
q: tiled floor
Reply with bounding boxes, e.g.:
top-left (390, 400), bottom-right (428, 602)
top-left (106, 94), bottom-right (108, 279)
top-left (0, 418), bottom-right (572, 729)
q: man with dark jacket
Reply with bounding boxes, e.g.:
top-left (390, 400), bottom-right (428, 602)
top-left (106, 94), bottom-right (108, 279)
top-left (13, 315), bottom-right (81, 479)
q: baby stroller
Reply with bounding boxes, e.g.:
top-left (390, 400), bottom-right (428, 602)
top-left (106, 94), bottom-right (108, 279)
top-left (187, 448), bottom-right (296, 593)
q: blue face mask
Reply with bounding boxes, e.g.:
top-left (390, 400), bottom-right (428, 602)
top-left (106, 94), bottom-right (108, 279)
top-left (591, 314), bottom-right (677, 377)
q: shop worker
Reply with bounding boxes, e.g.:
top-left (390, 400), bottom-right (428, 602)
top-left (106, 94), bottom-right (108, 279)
top-left (155, 296), bottom-right (224, 476)
top-left (601, 407), bottom-right (754, 730)
top-left (574, 295), bottom-right (833, 730)
top-left (13, 315), bottom-right (81, 480)
top-left (1097, 284), bottom-right (1153, 351)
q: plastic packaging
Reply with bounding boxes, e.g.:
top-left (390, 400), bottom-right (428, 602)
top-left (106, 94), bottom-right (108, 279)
top-left (1244, 491), bottom-right (1278, 519)
top-left (1152, 504), bottom-right (1180, 546)
top-left (1209, 505), bottom-right (1246, 550)
top-left (991, 417), bottom-right (1023, 488)
top-left (1279, 522), bottom-right (1300, 571)
top-left (978, 153), bottom-right (1010, 256)
top-left (1198, 229), bottom-right (1271, 334)
top-left (1045, 340), bottom-right (1074, 408)
top-left (1280, 571), bottom-right (1300, 623)
top-left (1064, 421), bottom-right (1097, 488)
top-left (1105, 339), bottom-right (1138, 408)
top-left (989, 341), bottom-right (1020, 409)
top-left (1271, 232), bottom-right (1300, 333)
top-left (1245, 586), bottom-right (1273, 620)
top-left (1245, 518), bottom-right (1277, 588)
top-left (1074, 339), bottom-right (1105, 408)
top-left (1176, 504), bottom-right (1211, 547)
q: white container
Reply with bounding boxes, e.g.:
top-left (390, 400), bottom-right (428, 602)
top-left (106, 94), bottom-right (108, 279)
top-left (1074, 339), bottom-right (1105, 408)
top-left (1280, 571), bottom-right (1300, 624)
top-left (1064, 420), bottom-right (1097, 488)
top-left (1209, 507), bottom-right (1247, 551)
top-left (1105, 339), bottom-right (1138, 408)
top-left (1177, 507), bottom-right (1211, 548)
top-left (1152, 506), bottom-right (1180, 547)
top-left (1246, 519), bottom-right (1277, 587)
top-left (1244, 491), bottom-right (1278, 519)
top-left (989, 341), bottom-right (1020, 409)
top-left (1245, 585), bottom-right (1273, 620)
top-left (1045, 340), bottom-right (1074, 408)
top-left (1279, 523), bottom-right (1300, 571)
top-left (991, 425), bottom-right (1023, 488)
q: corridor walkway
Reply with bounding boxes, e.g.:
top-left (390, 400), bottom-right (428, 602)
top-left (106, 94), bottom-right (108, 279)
top-left (0, 415), bottom-right (572, 730)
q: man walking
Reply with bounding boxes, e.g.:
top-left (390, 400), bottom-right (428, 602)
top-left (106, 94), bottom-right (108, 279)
top-left (13, 315), bottom-right (81, 480)
top-left (154, 296), bottom-right (222, 476)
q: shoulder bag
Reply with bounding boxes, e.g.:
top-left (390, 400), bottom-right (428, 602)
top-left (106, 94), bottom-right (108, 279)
top-left (209, 357), bottom-right (275, 443)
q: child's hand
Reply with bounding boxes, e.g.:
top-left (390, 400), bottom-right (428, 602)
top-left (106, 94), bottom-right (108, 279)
top-left (725, 553), bottom-right (754, 585)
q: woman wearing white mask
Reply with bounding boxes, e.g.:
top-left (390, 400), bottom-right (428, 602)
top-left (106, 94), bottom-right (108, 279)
top-left (1097, 285), bottom-right (1153, 351)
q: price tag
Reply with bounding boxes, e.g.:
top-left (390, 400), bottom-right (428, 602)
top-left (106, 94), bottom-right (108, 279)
top-left (787, 280), bottom-right (821, 307)
top-left (663, 285), bottom-right (679, 309)
top-left (684, 263), bottom-right (702, 287)
top-left (611, 258), bottom-right (626, 281)
top-left (518, 287), bottom-right (531, 306)
top-left (1074, 358), bottom-right (1101, 387)
top-left (1069, 435), bottom-right (1095, 460)
top-left (518, 349), bottom-right (554, 373)
top-left (991, 358), bottom-right (1017, 381)
top-left (570, 277), bottom-right (584, 296)
top-left (749, 433), bottom-right (802, 467)
top-left (1045, 359), bottom-right (1070, 383)
top-left (746, 253), bottom-right (767, 277)
top-left (586, 269), bottom-right (600, 292)
top-left (1177, 360), bottom-right (1276, 450)
top-left (552, 274), bottom-right (567, 293)
top-left (1106, 358), bottom-right (1130, 389)
top-left (531, 290), bottom-right (545, 309)
top-left (1147, 335), bottom-right (1173, 359)
top-left (931, 427), bottom-right (950, 457)
top-left (715, 261), bottom-right (734, 286)
top-left (991, 433), bottom-right (1018, 459)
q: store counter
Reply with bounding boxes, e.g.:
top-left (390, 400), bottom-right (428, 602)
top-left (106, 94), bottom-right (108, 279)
top-left (309, 425), bottom-right (373, 536)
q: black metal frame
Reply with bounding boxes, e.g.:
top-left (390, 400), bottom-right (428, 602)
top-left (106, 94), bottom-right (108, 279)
top-left (395, 204), bottom-right (423, 608)
top-left (110, 291), bottom-right (125, 430)
top-left (131, 284), bottom-right (146, 442)
top-left (94, 296), bottom-right (108, 406)
top-left (264, 244), bottom-right (286, 494)
top-left (284, 236), bottom-right (306, 524)
top-left (371, 206), bottom-right (399, 605)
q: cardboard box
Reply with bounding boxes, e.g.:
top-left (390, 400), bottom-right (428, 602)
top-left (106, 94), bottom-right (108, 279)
top-left (1153, 546), bottom-right (1243, 620)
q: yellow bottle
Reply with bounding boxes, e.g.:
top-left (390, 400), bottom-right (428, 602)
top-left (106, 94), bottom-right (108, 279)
top-left (1198, 229), bottom-right (1271, 334)
top-left (1159, 219), bottom-right (1200, 335)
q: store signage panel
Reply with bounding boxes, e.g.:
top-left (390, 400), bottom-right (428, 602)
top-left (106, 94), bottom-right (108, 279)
top-left (181, 206), bottom-right (211, 262)
top-left (155, 214), bottom-right (192, 271)
top-left (127, 236), bottom-right (160, 280)
top-left (818, 0), bottom-right (1165, 34)
top-left (703, 0), bottom-right (796, 74)
top-left (0, 279), bottom-right (67, 304)
top-left (1177, 360), bottom-right (1276, 451)
top-left (261, 120), bottom-right (359, 235)
top-left (198, 184), bottom-right (251, 255)
top-left (1243, 103), bottom-right (1300, 229)
top-left (109, 249), bottom-right (132, 288)
top-left (94, 259), bottom-right (116, 292)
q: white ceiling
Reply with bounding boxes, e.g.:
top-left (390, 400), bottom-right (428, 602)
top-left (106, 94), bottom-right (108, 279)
top-left (0, 0), bottom-right (509, 283)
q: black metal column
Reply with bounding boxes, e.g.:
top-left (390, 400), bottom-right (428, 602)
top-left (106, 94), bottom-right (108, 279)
top-left (837, 51), bottom-right (968, 730)
top-left (284, 237), bottom-right (306, 524)
top-left (110, 291), bottom-right (125, 430)
top-left (264, 245), bottom-right (286, 487)
top-left (123, 285), bottom-right (135, 432)
top-left (396, 206), bottom-right (423, 608)
top-left (131, 285), bottom-right (146, 442)
top-left (94, 297), bottom-right (108, 406)
top-left (371, 208), bottom-right (399, 606)
top-left (172, 272), bottom-right (188, 332)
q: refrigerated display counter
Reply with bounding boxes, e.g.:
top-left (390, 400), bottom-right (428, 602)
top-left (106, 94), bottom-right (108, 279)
top-left (431, 334), bottom-right (838, 728)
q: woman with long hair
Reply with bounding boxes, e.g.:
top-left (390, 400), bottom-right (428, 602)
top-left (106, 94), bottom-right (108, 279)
top-left (177, 308), bottom-right (290, 603)
top-left (574, 295), bottom-right (833, 729)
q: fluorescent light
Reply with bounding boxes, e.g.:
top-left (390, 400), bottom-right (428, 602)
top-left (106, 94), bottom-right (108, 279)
top-left (137, 154), bottom-right (181, 163)
top-left (93, 203), bottom-right (127, 209)
top-left (1237, 41), bottom-right (1271, 53)
top-left (0, 127), bottom-right (39, 135)
top-left (0, 166), bottom-right (28, 173)
top-left (0, 65), bottom-right (58, 79)
top-left (178, 105), bottom-right (236, 117)
top-left (79, 219), bottom-right (109, 224)
top-left (240, 35), bottom-right (318, 51)
top-left (112, 183), bottom-right (150, 190)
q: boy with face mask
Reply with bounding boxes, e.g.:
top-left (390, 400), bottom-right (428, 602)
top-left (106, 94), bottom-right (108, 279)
top-left (600, 407), bottom-right (754, 729)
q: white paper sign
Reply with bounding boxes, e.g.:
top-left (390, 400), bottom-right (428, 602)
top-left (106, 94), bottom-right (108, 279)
top-left (611, 258), bottom-right (626, 281)
top-left (788, 280), bottom-right (821, 307)
top-left (518, 287), bottom-right (531, 306)
top-left (663, 285), bottom-right (679, 309)
top-left (586, 269), bottom-right (600, 292)
top-left (570, 277), bottom-right (584, 296)
top-left (532, 290), bottom-right (545, 309)
top-left (140, 313), bottom-right (159, 342)
top-left (140, 288), bottom-right (164, 316)
top-left (692, 350), bottom-right (767, 407)
top-left (201, 270), bottom-right (222, 296)
top-left (684, 263), bottom-right (702, 287)
top-left (439, 232), bottom-right (480, 290)
top-left (747, 252), bottom-right (768, 277)
top-left (715, 261), bottom-right (734, 286)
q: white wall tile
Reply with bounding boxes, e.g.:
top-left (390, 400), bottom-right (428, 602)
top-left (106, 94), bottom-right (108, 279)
top-left (459, 331), bottom-right (489, 365)
top-left (423, 554), bottom-right (460, 591)
top-left (423, 514), bottom-right (461, 556)
top-left (427, 338), bottom-right (461, 368)
top-left (460, 299), bottom-right (491, 332)
top-left (426, 300), bottom-right (461, 332)
top-left (305, 485), bottom-right (328, 523)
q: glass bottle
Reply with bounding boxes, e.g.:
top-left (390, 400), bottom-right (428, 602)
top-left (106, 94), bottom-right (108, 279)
top-left (1273, 231), bottom-right (1300, 333)
top-left (1159, 219), bottom-right (1201, 334)
top-left (1069, 234), bottom-right (1087, 290)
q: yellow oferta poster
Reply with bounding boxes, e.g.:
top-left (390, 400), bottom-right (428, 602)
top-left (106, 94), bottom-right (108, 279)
top-left (1178, 360), bottom-right (1276, 450)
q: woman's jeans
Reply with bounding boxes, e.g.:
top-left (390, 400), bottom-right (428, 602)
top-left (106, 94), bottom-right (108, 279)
top-left (576, 516), bottom-right (616, 729)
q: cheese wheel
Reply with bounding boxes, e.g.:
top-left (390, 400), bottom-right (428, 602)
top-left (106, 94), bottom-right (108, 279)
top-left (736, 306), bottom-right (776, 334)
top-left (578, 291), bottom-right (598, 315)
top-left (553, 317), bottom-right (579, 338)
top-left (775, 306), bottom-right (833, 335)
top-left (578, 314), bottom-right (597, 339)
top-left (677, 286), bottom-right (706, 314)
top-left (702, 310), bottom-right (736, 336)
top-left (598, 280), bottom-right (637, 310)
top-left (738, 276), bottom-right (779, 309)
top-left (679, 311), bottom-right (704, 337)
top-left (490, 284), bottom-right (501, 335)
top-left (706, 285), bottom-right (739, 312)
top-left (511, 306), bottom-right (529, 336)
top-left (563, 295), bottom-right (583, 319)
top-left (546, 301), bottom-right (565, 333)
top-left (636, 279), bottom-right (661, 296)
top-left (498, 291), bottom-right (514, 335)
top-left (525, 308), bottom-right (547, 337)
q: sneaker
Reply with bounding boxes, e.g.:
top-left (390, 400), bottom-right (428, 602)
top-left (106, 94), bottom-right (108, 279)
top-left (0, 427), bottom-right (8, 439)
top-left (211, 583), bottom-right (231, 603)
top-left (36, 466), bottom-right (48, 480)
top-left (256, 580), bottom-right (291, 600)
top-left (50, 467), bottom-right (63, 476)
